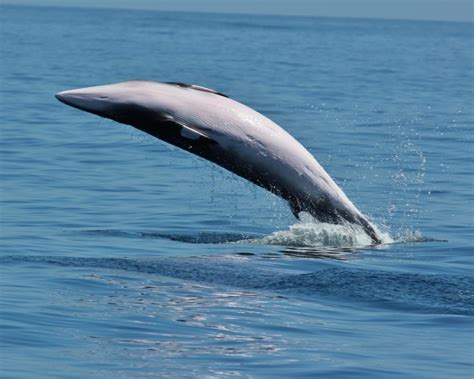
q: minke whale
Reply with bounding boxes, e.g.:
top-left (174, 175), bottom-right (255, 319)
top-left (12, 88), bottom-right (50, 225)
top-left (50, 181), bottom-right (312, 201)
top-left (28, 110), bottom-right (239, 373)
top-left (56, 81), bottom-right (381, 244)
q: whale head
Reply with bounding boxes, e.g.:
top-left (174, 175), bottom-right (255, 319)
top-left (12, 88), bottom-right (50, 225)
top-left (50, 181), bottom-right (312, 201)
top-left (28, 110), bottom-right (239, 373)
top-left (55, 80), bottom-right (223, 151)
top-left (55, 81), bottom-right (173, 128)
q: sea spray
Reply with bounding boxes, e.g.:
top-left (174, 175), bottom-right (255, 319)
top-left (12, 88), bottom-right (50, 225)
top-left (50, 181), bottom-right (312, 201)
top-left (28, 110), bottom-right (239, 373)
top-left (244, 213), bottom-right (393, 248)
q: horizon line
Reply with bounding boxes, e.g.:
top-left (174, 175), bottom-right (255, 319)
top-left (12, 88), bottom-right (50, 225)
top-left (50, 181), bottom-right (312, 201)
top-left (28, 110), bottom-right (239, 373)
top-left (2, 3), bottom-right (473, 24)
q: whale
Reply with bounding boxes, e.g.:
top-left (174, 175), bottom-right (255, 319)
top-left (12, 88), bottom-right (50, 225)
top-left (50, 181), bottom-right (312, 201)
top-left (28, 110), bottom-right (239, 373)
top-left (55, 80), bottom-right (381, 244)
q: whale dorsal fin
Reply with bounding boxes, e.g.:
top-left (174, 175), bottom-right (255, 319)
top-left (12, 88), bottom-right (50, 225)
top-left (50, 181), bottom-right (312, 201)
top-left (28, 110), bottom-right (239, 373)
top-left (165, 82), bottom-right (229, 98)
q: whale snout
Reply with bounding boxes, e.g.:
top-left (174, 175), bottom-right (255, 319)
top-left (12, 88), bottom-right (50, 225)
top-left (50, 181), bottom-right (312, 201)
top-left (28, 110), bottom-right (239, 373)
top-left (56, 85), bottom-right (165, 130)
top-left (55, 87), bottom-right (114, 118)
top-left (55, 90), bottom-right (76, 106)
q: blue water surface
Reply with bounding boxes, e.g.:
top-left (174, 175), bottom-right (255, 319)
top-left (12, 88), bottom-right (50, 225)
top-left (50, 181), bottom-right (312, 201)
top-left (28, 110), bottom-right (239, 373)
top-left (1, 5), bottom-right (473, 378)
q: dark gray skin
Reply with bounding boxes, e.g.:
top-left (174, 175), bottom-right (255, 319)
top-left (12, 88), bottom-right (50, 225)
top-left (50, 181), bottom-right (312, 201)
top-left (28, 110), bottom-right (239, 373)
top-left (56, 81), bottom-right (382, 244)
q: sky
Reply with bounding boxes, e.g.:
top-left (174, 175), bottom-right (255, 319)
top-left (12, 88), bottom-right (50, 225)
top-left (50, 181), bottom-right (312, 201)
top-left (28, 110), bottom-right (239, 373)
top-left (3, 0), bottom-right (473, 22)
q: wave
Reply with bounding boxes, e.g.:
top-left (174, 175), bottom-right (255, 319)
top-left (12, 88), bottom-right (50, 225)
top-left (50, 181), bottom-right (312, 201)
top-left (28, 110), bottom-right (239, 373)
top-left (82, 215), bottom-right (437, 250)
top-left (242, 214), bottom-right (443, 248)
top-left (82, 229), bottom-right (259, 244)
top-left (1, 255), bottom-right (472, 315)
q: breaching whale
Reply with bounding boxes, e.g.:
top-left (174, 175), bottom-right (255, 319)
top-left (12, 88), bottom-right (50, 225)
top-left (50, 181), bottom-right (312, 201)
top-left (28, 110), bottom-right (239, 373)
top-left (56, 81), bottom-right (381, 244)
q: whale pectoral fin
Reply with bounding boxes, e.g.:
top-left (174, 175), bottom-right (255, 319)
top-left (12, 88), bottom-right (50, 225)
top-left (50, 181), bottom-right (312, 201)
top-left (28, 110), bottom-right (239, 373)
top-left (142, 115), bottom-right (217, 147)
top-left (172, 121), bottom-right (218, 149)
top-left (179, 123), bottom-right (211, 141)
top-left (145, 117), bottom-right (221, 159)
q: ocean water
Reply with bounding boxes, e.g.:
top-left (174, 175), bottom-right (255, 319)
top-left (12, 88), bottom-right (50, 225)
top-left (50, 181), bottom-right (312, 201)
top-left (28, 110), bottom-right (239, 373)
top-left (1, 4), bottom-right (473, 378)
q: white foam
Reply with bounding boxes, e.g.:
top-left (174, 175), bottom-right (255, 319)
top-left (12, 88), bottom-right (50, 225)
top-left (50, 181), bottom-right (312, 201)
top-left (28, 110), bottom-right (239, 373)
top-left (245, 213), bottom-right (393, 248)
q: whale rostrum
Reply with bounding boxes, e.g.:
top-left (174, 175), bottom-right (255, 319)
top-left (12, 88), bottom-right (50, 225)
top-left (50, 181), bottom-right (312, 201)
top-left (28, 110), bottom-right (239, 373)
top-left (56, 80), bottom-right (381, 244)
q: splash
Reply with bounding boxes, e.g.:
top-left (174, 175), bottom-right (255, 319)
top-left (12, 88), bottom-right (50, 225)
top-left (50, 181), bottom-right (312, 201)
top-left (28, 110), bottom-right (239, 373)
top-left (83, 218), bottom-right (436, 249)
top-left (393, 229), bottom-right (443, 243)
top-left (245, 213), bottom-right (393, 248)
